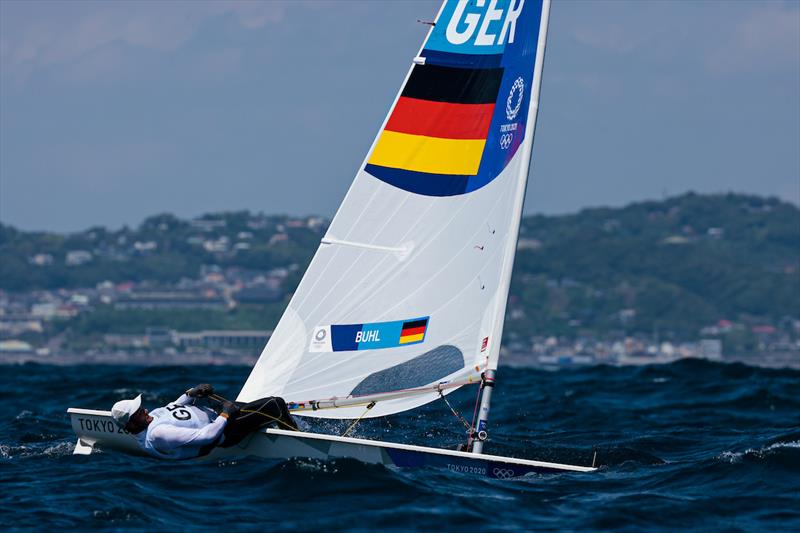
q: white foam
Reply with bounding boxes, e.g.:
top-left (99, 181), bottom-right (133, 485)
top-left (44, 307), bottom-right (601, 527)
top-left (717, 450), bottom-right (742, 464)
top-left (763, 440), bottom-right (800, 451)
top-left (44, 442), bottom-right (75, 457)
top-left (718, 440), bottom-right (800, 463)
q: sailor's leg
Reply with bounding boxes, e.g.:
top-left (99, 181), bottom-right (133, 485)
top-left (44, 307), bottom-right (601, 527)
top-left (220, 397), bottom-right (297, 447)
top-left (273, 397), bottom-right (298, 430)
top-left (246, 396), bottom-right (297, 430)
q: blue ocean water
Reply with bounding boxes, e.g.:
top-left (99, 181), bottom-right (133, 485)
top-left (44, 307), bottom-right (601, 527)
top-left (1, 359), bottom-right (798, 530)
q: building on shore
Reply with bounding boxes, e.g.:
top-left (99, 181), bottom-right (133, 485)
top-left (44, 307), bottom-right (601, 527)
top-left (174, 330), bottom-right (271, 351)
top-left (114, 290), bottom-right (228, 311)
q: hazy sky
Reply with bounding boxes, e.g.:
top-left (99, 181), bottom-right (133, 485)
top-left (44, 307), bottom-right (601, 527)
top-left (1, 0), bottom-right (798, 232)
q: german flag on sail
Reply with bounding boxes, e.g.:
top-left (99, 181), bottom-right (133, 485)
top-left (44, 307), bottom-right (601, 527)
top-left (365, 64), bottom-right (504, 196)
top-left (399, 318), bottom-right (428, 345)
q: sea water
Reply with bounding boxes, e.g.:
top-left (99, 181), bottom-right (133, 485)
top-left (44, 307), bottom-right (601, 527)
top-left (1, 359), bottom-right (798, 530)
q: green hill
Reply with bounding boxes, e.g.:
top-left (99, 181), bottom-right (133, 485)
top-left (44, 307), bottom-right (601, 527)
top-left (509, 192), bottom-right (798, 339)
top-left (1, 192), bottom-right (797, 340)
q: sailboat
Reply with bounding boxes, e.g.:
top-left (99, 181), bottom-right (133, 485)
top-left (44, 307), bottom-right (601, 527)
top-left (68, 0), bottom-right (596, 478)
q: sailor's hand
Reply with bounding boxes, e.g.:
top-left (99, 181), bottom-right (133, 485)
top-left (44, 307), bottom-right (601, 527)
top-left (187, 383), bottom-right (214, 398)
top-left (220, 401), bottom-right (239, 420)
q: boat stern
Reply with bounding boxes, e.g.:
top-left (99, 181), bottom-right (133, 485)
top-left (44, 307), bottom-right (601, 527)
top-left (67, 407), bottom-right (145, 456)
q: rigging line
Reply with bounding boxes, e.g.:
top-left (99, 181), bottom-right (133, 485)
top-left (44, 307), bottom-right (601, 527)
top-left (238, 409), bottom-right (298, 431)
top-left (341, 401), bottom-right (376, 437)
top-left (438, 389), bottom-right (472, 431)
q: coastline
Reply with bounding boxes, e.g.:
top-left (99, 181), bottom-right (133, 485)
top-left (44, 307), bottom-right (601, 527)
top-left (2, 350), bottom-right (797, 369)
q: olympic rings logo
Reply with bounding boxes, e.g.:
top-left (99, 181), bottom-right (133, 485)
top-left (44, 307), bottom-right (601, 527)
top-left (492, 467), bottom-right (515, 479)
top-left (506, 77), bottom-right (525, 121)
top-left (499, 133), bottom-right (513, 149)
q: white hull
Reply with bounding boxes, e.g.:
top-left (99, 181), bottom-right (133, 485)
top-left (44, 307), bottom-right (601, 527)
top-left (68, 408), bottom-right (595, 478)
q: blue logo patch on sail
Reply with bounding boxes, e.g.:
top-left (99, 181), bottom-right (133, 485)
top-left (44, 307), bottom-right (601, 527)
top-left (309, 317), bottom-right (429, 352)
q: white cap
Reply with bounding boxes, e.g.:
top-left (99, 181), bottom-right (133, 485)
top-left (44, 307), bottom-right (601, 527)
top-left (111, 394), bottom-right (142, 429)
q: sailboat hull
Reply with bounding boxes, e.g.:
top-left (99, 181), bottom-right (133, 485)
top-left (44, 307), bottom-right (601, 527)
top-left (213, 428), bottom-right (596, 478)
top-left (68, 408), bottom-right (595, 478)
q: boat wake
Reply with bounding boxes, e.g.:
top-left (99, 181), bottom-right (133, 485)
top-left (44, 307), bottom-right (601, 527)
top-left (0, 440), bottom-right (75, 459)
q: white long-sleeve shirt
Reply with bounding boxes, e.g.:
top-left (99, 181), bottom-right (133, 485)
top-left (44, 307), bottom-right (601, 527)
top-left (135, 393), bottom-right (227, 460)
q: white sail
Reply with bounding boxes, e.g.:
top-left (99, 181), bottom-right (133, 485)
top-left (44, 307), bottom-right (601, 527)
top-left (239, 0), bottom-right (550, 419)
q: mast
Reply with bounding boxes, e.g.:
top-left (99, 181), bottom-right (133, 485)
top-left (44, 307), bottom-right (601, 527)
top-left (472, 0), bottom-right (552, 455)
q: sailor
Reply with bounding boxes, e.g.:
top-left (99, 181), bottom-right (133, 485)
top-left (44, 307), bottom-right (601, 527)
top-left (110, 384), bottom-right (298, 460)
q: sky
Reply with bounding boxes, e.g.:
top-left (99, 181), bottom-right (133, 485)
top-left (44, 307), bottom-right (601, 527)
top-left (1, 0), bottom-right (798, 232)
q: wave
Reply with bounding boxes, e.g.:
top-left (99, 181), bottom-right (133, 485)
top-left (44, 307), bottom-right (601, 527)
top-left (718, 440), bottom-right (800, 465)
top-left (2, 361), bottom-right (799, 529)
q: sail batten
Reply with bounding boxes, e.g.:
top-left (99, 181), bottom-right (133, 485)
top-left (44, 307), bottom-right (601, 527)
top-left (320, 238), bottom-right (409, 254)
top-left (239, 0), bottom-right (548, 419)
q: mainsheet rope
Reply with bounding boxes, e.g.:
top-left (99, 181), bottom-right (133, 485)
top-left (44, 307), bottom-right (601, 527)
top-left (340, 401), bottom-right (376, 437)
